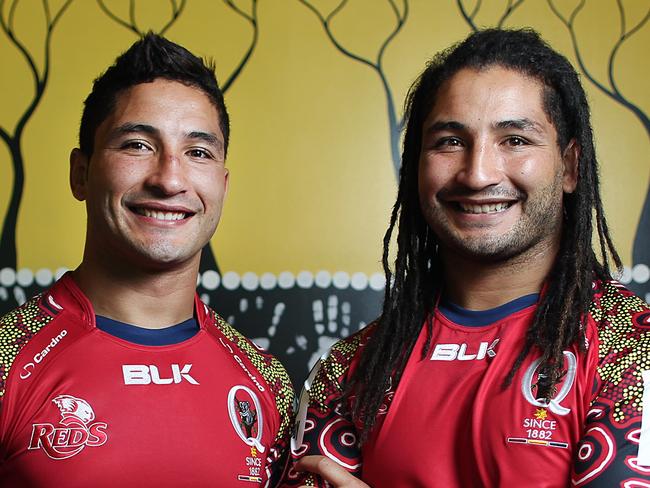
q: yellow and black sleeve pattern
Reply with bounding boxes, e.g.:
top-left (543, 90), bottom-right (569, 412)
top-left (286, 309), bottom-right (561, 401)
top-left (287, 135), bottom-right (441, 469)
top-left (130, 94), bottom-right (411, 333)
top-left (0, 294), bottom-right (59, 401)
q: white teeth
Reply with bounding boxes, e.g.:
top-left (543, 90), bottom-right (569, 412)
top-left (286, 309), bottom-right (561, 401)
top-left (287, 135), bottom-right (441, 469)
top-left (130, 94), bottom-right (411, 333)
top-left (135, 208), bottom-right (187, 221)
top-left (459, 202), bottom-right (510, 214)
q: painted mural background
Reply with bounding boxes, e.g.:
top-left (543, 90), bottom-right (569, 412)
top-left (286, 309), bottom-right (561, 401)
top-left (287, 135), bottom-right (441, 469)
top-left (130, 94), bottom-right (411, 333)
top-left (1, 0), bottom-right (648, 386)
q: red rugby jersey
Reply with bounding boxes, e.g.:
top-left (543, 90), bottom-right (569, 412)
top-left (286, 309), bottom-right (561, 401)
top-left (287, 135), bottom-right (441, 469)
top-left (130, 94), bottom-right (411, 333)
top-left (0, 274), bottom-right (294, 487)
top-left (284, 281), bottom-right (650, 487)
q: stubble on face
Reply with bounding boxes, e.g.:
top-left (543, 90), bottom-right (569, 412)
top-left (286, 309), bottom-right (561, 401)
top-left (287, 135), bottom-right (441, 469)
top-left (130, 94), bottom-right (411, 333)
top-left (422, 168), bottom-right (565, 263)
top-left (418, 67), bottom-right (572, 267)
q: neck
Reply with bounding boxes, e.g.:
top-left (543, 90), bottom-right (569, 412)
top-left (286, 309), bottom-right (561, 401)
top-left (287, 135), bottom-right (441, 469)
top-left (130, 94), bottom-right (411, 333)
top-left (441, 239), bottom-right (558, 310)
top-left (72, 251), bottom-right (200, 329)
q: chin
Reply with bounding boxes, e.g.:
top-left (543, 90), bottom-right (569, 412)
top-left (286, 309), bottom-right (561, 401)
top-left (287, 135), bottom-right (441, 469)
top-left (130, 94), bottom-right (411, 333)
top-left (129, 244), bottom-right (200, 269)
top-left (437, 228), bottom-right (518, 257)
top-left (456, 235), bottom-right (545, 263)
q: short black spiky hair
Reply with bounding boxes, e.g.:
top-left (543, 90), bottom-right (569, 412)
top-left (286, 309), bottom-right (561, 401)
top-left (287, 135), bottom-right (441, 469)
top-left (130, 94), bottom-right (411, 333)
top-left (79, 33), bottom-right (229, 157)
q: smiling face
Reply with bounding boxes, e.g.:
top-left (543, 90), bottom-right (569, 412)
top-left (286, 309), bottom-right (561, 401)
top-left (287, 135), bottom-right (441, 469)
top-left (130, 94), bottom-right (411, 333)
top-left (418, 66), bottom-right (577, 264)
top-left (70, 79), bottom-right (228, 271)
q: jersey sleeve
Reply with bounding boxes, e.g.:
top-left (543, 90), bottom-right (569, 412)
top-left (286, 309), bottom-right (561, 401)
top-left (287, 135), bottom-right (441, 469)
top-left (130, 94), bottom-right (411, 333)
top-left (572, 281), bottom-right (650, 486)
top-left (0, 294), bottom-right (58, 413)
top-left (281, 331), bottom-right (367, 487)
top-left (210, 310), bottom-right (296, 487)
top-left (259, 352), bottom-right (295, 488)
top-left (264, 376), bottom-right (295, 488)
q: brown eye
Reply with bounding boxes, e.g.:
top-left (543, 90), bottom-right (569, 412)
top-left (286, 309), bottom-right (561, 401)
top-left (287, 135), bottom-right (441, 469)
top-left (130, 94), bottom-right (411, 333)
top-left (188, 148), bottom-right (211, 159)
top-left (435, 137), bottom-right (463, 148)
top-left (506, 136), bottom-right (528, 146)
top-left (122, 141), bottom-right (151, 151)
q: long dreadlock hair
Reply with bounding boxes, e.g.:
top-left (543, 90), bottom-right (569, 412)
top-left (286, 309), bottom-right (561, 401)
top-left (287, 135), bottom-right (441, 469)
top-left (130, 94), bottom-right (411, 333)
top-left (344, 28), bottom-right (622, 441)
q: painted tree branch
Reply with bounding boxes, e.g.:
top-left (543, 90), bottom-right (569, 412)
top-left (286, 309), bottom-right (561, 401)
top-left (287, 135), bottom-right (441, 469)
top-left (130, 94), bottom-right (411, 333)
top-left (299, 0), bottom-right (409, 178)
top-left (457, 0), bottom-right (479, 30)
top-left (222, 0), bottom-right (259, 92)
top-left (456, 0), bottom-right (526, 31)
top-left (97, 0), bottom-right (185, 36)
top-left (0, 0), bottom-right (73, 269)
top-left (547, 0), bottom-right (650, 295)
top-left (498, 0), bottom-right (525, 27)
top-left (200, 1), bottom-right (259, 273)
top-left (547, 0), bottom-right (649, 135)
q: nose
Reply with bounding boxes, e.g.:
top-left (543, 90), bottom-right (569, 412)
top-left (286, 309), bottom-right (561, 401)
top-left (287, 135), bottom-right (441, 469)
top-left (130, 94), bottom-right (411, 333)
top-left (144, 150), bottom-right (187, 196)
top-left (455, 142), bottom-right (503, 190)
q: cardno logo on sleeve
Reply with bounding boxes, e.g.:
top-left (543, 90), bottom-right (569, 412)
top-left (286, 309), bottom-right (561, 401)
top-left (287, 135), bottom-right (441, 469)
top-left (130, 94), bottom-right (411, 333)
top-left (20, 329), bottom-right (68, 380)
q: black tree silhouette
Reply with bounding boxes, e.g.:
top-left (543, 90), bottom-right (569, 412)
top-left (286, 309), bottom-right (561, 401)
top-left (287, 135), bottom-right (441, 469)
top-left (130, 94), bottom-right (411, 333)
top-left (456, 0), bottom-right (525, 30)
top-left (299, 0), bottom-right (408, 178)
top-left (547, 0), bottom-right (649, 297)
top-left (0, 0), bottom-right (74, 270)
top-left (97, 0), bottom-right (185, 36)
top-left (97, 0), bottom-right (260, 274)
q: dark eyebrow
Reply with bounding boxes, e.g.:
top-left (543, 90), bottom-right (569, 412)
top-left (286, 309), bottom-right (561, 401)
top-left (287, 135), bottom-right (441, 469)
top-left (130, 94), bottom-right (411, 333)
top-left (494, 118), bottom-right (544, 134)
top-left (424, 120), bottom-right (466, 133)
top-left (110, 123), bottom-right (159, 138)
top-left (187, 131), bottom-right (224, 153)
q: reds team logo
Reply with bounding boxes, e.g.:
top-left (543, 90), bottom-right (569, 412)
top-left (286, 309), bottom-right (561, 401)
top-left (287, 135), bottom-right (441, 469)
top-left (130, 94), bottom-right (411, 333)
top-left (521, 351), bottom-right (577, 415)
top-left (228, 385), bottom-right (265, 453)
top-left (28, 395), bottom-right (108, 459)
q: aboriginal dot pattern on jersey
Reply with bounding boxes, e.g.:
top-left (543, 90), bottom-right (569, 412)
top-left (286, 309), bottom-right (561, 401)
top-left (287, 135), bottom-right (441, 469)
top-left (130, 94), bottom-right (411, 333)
top-left (212, 310), bottom-right (295, 443)
top-left (304, 473), bottom-right (319, 487)
top-left (0, 294), bottom-right (56, 399)
top-left (309, 330), bottom-right (365, 414)
top-left (589, 280), bottom-right (650, 424)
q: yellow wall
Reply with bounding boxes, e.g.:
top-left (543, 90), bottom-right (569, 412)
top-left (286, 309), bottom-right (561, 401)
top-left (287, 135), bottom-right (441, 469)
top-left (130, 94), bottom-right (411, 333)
top-left (1, 0), bottom-right (648, 275)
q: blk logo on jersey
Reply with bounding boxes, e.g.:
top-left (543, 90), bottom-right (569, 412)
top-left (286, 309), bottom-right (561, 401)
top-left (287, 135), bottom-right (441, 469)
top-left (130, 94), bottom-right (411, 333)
top-left (430, 339), bottom-right (499, 361)
top-left (122, 364), bottom-right (199, 385)
top-left (28, 395), bottom-right (108, 460)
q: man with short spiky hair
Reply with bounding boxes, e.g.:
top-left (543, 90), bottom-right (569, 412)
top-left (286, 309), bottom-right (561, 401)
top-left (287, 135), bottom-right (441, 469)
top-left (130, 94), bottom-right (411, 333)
top-left (285, 29), bottom-right (650, 487)
top-left (0, 34), bottom-right (294, 487)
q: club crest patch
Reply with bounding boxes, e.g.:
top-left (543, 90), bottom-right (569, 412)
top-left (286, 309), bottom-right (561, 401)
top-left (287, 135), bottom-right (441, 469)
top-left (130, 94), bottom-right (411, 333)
top-left (507, 351), bottom-right (577, 449)
top-left (28, 394), bottom-right (108, 460)
top-left (228, 385), bottom-right (266, 483)
top-left (522, 350), bottom-right (577, 415)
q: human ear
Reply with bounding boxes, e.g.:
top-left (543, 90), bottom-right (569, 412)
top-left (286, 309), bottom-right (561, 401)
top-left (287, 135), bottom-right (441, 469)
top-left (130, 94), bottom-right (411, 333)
top-left (223, 168), bottom-right (230, 198)
top-left (562, 139), bottom-right (579, 193)
top-left (69, 148), bottom-right (89, 201)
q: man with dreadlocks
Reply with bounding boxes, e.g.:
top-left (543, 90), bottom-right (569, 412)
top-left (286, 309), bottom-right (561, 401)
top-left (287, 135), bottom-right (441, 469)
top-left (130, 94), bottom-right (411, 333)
top-left (282, 28), bottom-right (650, 487)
